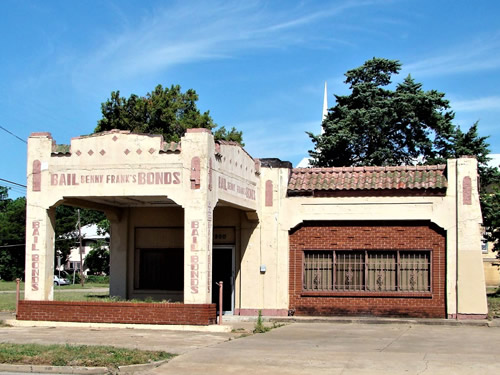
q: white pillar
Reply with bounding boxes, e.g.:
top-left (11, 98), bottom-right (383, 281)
top-left (25, 133), bottom-right (56, 301)
top-left (25, 206), bottom-right (55, 300)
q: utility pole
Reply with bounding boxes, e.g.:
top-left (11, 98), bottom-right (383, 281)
top-left (77, 209), bottom-right (85, 287)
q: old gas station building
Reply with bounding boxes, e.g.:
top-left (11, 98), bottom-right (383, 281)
top-left (18, 129), bottom-right (488, 324)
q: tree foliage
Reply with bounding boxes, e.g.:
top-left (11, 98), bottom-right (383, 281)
top-left (309, 58), bottom-right (454, 167)
top-left (95, 84), bottom-right (243, 144)
top-left (84, 241), bottom-right (110, 275)
top-left (0, 187), bottom-right (26, 280)
top-left (55, 206), bottom-right (108, 266)
top-left (309, 57), bottom-right (500, 252)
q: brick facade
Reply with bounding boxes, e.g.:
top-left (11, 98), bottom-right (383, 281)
top-left (289, 221), bottom-right (446, 318)
top-left (17, 300), bottom-right (216, 325)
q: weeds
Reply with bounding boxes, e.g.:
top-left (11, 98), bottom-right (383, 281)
top-left (253, 310), bottom-right (271, 333)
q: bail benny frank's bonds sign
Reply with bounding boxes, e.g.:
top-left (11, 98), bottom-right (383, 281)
top-left (50, 170), bottom-right (181, 186)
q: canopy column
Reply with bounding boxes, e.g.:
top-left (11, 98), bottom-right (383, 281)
top-left (25, 205), bottom-right (55, 301)
top-left (184, 204), bottom-right (214, 304)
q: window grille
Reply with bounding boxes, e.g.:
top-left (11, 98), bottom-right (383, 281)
top-left (303, 250), bottom-right (430, 292)
top-left (303, 252), bottom-right (333, 291)
top-left (335, 251), bottom-right (364, 291)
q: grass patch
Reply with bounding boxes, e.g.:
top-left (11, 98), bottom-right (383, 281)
top-left (0, 291), bottom-right (110, 311)
top-left (487, 288), bottom-right (500, 320)
top-left (58, 282), bottom-right (109, 289)
top-left (0, 281), bottom-right (109, 291)
top-left (0, 343), bottom-right (174, 368)
top-left (0, 293), bottom-right (20, 312)
top-left (0, 291), bottom-right (175, 312)
top-left (0, 281), bottom-right (24, 291)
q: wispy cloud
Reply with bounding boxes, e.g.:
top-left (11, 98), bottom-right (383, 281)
top-left (404, 34), bottom-right (500, 77)
top-left (69, 0), bottom-right (380, 90)
top-left (452, 96), bottom-right (500, 112)
top-left (242, 118), bottom-right (318, 162)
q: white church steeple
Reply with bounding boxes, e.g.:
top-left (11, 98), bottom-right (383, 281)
top-left (296, 81), bottom-right (328, 168)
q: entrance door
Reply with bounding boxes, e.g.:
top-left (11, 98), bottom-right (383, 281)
top-left (212, 246), bottom-right (234, 314)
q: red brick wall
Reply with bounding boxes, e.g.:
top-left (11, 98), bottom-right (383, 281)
top-left (17, 301), bottom-right (217, 325)
top-left (289, 221), bottom-right (446, 318)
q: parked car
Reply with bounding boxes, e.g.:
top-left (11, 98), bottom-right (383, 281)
top-left (54, 275), bottom-right (70, 286)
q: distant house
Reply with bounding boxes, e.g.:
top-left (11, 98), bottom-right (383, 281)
top-left (62, 224), bottom-right (109, 274)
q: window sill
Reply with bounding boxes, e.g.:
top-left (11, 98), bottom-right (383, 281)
top-left (300, 291), bottom-right (432, 298)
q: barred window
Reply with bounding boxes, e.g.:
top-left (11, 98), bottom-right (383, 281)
top-left (303, 250), bottom-right (430, 292)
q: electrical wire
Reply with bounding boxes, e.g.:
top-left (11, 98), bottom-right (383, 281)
top-left (0, 125), bottom-right (26, 144)
top-left (0, 178), bottom-right (26, 188)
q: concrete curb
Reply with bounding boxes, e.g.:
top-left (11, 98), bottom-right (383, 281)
top-left (268, 316), bottom-right (500, 327)
top-left (117, 359), bottom-right (169, 374)
top-left (0, 360), bottom-right (169, 374)
top-left (0, 364), bottom-right (108, 374)
top-left (5, 319), bottom-right (231, 333)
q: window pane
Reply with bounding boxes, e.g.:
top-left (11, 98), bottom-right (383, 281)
top-left (367, 252), bottom-right (396, 291)
top-left (400, 251), bottom-right (430, 292)
top-left (335, 251), bottom-right (364, 291)
top-left (303, 252), bottom-right (333, 291)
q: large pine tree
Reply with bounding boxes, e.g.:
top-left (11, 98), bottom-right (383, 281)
top-left (309, 58), bottom-right (500, 251)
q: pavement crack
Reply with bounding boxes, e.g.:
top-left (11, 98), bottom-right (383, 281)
top-left (416, 360), bottom-right (429, 374)
top-left (379, 325), bottom-right (411, 352)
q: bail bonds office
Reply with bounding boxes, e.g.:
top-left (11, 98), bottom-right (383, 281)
top-left (18, 128), bottom-right (488, 325)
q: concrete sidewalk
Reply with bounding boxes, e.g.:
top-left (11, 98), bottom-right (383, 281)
top-left (1, 315), bottom-right (500, 374)
top-left (142, 322), bottom-right (500, 375)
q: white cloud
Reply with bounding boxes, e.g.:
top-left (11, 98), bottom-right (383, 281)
top-left (488, 154), bottom-right (500, 169)
top-left (452, 96), bottom-right (500, 112)
top-left (241, 119), bottom-right (318, 162)
top-left (69, 0), bottom-right (380, 90)
top-left (404, 35), bottom-right (500, 78)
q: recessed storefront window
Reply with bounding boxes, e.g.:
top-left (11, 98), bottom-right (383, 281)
top-left (138, 248), bottom-right (183, 290)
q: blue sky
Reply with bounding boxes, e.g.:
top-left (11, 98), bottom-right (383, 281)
top-left (1, 0), bottom-right (499, 198)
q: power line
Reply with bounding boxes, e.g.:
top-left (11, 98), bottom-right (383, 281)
top-left (0, 125), bottom-right (27, 144)
top-left (0, 178), bottom-right (27, 188)
top-left (0, 244), bottom-right (25, 249)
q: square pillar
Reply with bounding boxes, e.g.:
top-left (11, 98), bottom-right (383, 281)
top-left (25, 206), bottom-right (55, 300)
top-left (25, 133), bottom-right (56, 301)
top-left (184, 204), bottom-right (214, 304)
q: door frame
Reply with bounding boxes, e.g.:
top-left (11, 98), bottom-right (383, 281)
top-left (212, 245), bottom-right (235, 315)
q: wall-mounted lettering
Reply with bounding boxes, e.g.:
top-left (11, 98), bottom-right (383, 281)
top-left (218, 176), bottom-right (256, 201)
top-left (31, 221), bottom-right (40, 291)
top-left (190, 220), bottom-right (200, 293)
top-left (50, 171), bottom-right (181, 186)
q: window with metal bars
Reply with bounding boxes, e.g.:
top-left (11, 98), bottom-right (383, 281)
top-left (303, 250), bottom-right (430, 292)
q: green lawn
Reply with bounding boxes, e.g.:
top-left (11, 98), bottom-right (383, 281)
top-left (0, 290), bottom-right (109, 311)
top-left (0, 281), bottom-right (24, 291)
top-left (0, 280), bottom-right (108, 291)
top-left (0, 343), bottom-right (174, 368)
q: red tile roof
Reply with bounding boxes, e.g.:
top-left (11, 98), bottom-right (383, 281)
top-left (161, 142), bottom-right (181, 153)
top-left (288, 165), bottom-right (447, 192)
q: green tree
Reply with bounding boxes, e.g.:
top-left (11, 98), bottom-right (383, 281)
top-left (84, 241), bottom-right (110, 275)
top-left (309, 58), bottom-right (454, 167)
top-left (309, 57), bottom-right (500, 252)
top-left (55, 206), bottom-right (108, 266)
top-left (95, 84), bottom-right (243, 144)
top-left (0, 188), bottom-right (26, 280)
